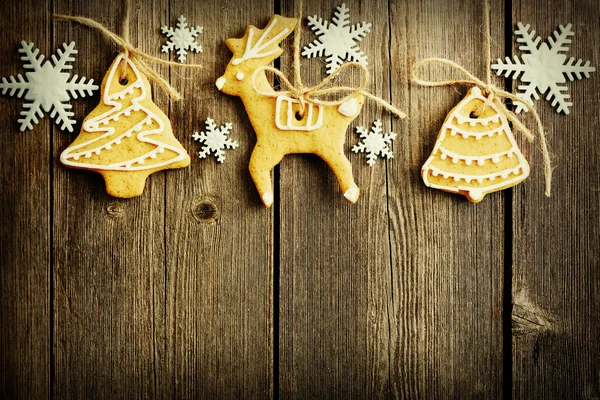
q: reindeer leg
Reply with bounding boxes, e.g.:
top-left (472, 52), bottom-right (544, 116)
top-left (317, 147), bottom-right (359, 204)
top-left (249, 145), bottom-right (284, 208)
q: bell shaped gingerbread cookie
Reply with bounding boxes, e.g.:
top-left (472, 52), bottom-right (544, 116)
top-left (215, 15), bottom-right (365, 208)
top-left (422, 87), bottom-right (530, 202)
top-left (60, 53), bottom-right (190, 198)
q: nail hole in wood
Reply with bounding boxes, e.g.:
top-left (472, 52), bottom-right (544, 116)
top-left (295, 111), bottom-right (303, 121)
top-left (470, 111), bottom-right (478, 118)
top-left (119, 77), bottom-right (129, 86)
top-left (192, 199), bottom-right (219, 223)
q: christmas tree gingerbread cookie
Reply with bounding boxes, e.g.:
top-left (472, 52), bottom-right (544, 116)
top-left (421, 87), bottom-right (530, 202)
top-left (215, 15), bottom-right (365, 208)
top-left (60, 53), bottom-right (190, 198)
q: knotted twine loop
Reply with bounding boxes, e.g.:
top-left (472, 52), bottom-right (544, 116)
top-left (53, 0), bottom-right (202, 101)
top-left (250, 0), bottom-right (406, 119)
top-left (410, 0), bottom-right (551, 197)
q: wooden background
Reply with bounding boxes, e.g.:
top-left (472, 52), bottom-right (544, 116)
top-left (0, 0), bottom-right (598, 398)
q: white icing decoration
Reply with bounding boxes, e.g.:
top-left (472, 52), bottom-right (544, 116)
top-left (428, 165), bottom-right (522, 184)
top-left (469, 189), bottom-right (483, 201)
top-left (275, 95), bottom-right (323, 131)
top-left (448, 125), bottom-right (504, 140)
top-left (232, 18), bottom-right (289, 65)
top-left (236, 71), bottom-right (245, 81)
top-left (438, 147), bottom-right (515, 166)
top-left (455, 113), bottom-right (500, 127)
top-left (338, 97), bottom-right (358, 117)
top-left (60, 54), bottom-right (188, 171)
top-left (343, 186), bottom-right (359, 203)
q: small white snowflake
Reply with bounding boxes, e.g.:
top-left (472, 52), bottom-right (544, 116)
top-left (193, 118), bottom-right (238, 163)
top-left (492, 23), bottom-right (595, 114)
top-left (161, 15), bottom-right (203, 63)
top-left (302, 3), bottom-right (372, 75)
top-left (352, 120), bottom-right (396, 166)
top-left (0, 41), bottom-right (98, 132)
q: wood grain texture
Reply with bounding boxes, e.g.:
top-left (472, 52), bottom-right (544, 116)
top-left (387, 0), bottom-right (505, 396)
top-left (0, 0), bottom-right (50, 398)
top-left (511, 0), bottom-right (600, 398)
top-left (52, 0), bottom-right (170, 397)
top-left (278, 0), bottom-right (393, 397)
top-left (1, 0), bottom-right (599, 398)
top-left (165, 0), bottom-right (275, 397)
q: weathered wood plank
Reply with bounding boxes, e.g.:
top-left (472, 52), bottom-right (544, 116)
top-left (52, 0), bottom-right (170, 397)
top-left (278, 0), bottom-right (393, 397)
top-left (387, 0), bottom-right (505, 396)
top-left (512, 0), bottom-right (600, 397)
top-left (165, 0), bottom-right (275, 397)
top-left (0, 0), bottom-right (51, 398)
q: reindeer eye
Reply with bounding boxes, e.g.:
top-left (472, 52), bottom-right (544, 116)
top-left (236, 72), bottom-right (245, 81)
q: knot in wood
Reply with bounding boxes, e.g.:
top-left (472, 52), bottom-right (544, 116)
top-left (192, 199), bottom-right (219, 223)
top-left (105, 203), bottom-right (123, 217)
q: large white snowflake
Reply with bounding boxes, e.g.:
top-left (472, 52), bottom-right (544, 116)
top-left (352, 120), bottom-right (396, 166)
top-left (492, 23), bottom-right (595, 114)
top-left (0, 41), bottom-right (98, 132)
top-left (193, 118), bottom-right (238, 163)
top-left (161, 15), bottom-right (203, 63)
top-left (302, 4), bottom-right (372, 75)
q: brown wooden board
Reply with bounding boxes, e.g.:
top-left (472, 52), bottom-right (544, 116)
top-left (511, 0), bottom-right (600, 397)
top-left (387, 0), bottom-right (505, 396)
top-left (278, 0), bottom-right (394, 397)
top-left (165, 0), bottom-right (275, 397)
top-left (0, 0), bottom-right (51, 398)
top-left (2, 0), bottom-right (600, 397)
top-left (52, 0), bottom-right (170, 397)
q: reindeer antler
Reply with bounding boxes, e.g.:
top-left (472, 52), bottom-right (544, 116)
top-left (226, 15), bottom-right (297, 65)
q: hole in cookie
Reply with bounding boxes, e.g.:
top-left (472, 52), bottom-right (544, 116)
top-left (119, 77), bottom-right (129, 86)
top-left (295, 111), bottom-right (303, 121)
top-left (469, 111), bottom-right (478, 118)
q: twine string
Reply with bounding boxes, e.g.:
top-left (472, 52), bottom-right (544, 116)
top-left (121, 0), bottom-right (130, 80)
top-left (250, 0), bottom-right (406, 119)
top-left (54, 0), bottom-right (203, 101)
top-left (479, 0), bottom-right (493, 114)
top-left (410, 0), bottom-right (551, 197)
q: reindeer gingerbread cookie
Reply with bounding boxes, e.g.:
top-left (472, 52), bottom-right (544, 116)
top-left (216, 15), bottom-right (365, 208)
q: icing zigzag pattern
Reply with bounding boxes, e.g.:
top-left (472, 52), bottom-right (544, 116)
top-left (60, 53), bottom-right (190, 198)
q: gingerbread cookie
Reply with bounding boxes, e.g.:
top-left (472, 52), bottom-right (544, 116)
top-left (60, 53), bottom-right (190, 198)
top-left (421, 87), bottom-right (530, 202)
top-left (215, 15), bottom-right (365, 207)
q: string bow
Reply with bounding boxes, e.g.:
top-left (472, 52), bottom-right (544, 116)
top-left (251, 0), bottom-right (406, 119)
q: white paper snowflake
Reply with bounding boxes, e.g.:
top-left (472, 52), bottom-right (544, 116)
top-left (302, 3), bottom-right (372, 75)
top-left (492, 23), bottom-right (595, 114)
top-left (0, 41), bottom-right (98, 132)
top-left (193, 118), bottom-right (238, 163)
top-left (161, 15), bottom-right (203, 63)
top-left (352, 120), bottom-right (396, 166)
